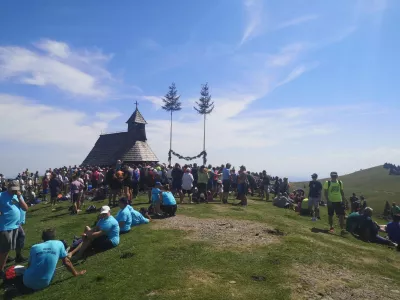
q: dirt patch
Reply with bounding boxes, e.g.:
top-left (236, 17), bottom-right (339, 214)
top-left (291, 263), bottom-right (400, 300)
top-left (152, 215), bottom-right (282, 249)
top-left (187, 269), bottom-right (220, 285)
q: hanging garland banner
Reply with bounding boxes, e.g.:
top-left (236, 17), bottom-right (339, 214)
top-left (168, 150), bottom-right (207, 163)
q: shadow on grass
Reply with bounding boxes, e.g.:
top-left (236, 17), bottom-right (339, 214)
top-left (41, 212), bottom-right (71, 221)
top-left (310, 227), bottom-right (347, 238)
top-left (311, 227), bottom-right (331, 234)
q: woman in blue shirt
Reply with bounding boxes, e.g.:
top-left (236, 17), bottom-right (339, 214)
top-left (160, 184), bottom-right (177, 217)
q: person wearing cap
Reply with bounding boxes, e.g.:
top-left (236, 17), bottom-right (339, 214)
top-left (308, 173), bottom-right (322, 221)
top-left (0, 180), bottom-right (29, 277)
top-left (68, 205), bottom-right (120, 259)
top-left (181, 168), bottom-right (194, 204)
top-left (323, 172), bottom-right (346, 234)
top-left (22, 228), bottom-right (86, 292)
top-left (115, 198), bottom-right (132, 233)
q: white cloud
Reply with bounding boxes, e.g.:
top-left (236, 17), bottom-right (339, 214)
top-left (267, 43), bottom-right (307, 67)
top-left (0, 40), bottom-right (113, 98)
top-left (0, 93), bottom-right (119, 175)
top-left (240, 0), bottom-right (264, 45)
top-left (136, 95), bottom-right (164, 109)
top-left (0, 94), bottom-right (109, 145)
top-left (277, 14), bottom-right (319, 30)
top-left (95, 111), bottom-right (122, 122)
top-left (276, 63), bottom-right (318, 87)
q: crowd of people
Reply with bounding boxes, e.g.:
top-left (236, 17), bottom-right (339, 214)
top-left (0, 161), bottom-right (399, 296)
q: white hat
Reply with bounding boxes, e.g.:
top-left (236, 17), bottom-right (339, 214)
top-left (100, 205), bottom-right (111, 214)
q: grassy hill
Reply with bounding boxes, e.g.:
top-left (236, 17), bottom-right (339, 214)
top-left (291, 165), bottom-right (400, 212)
top-left (2, 193), bottom-right (399, 300)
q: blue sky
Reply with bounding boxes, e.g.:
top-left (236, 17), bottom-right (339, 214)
top-left (0, 0), bottom-right (399, 179)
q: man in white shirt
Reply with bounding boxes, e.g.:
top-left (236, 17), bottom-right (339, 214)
top-left (181, 168), bottom-right (194, 204)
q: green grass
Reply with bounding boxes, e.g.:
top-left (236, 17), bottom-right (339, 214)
top-left (291, 165), bottom-right (400, 211)
top-left (3, 194), bottom-right (400, 300)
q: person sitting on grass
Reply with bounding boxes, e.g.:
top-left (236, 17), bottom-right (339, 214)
top-left (20, 228), bottom-right (86, 293)
top-left (391, 203), bottom-right (400, 219)
top-left (385, 213), bottom-right (400, 249)
top-left (127, 205), bottom-right (151, 226)
top-left (345, 210), bottom-right (362, 234)
top-left (151, 182), bottom-right (163, 215)
top-left (358, 207), bottom-right (397, 247)
top-left (68, 206), bottom-right (120, 260)
top-left (115, 198), bottom-right (132, 233)
top-left (160, 184), bottom-right (177, 217)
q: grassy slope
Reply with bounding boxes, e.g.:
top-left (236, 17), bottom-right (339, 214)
top-left (3, 194), bottom-right (399, 300)
top-left (291, 165), bottom-right (400, 211)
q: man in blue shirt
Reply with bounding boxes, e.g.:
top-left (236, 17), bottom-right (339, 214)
top-left (0, 180), bottom-right (28, 277)
top-left (22, 228), bottom-right (86, 291)
top-left (127, 205), bottom-right (150, 226)
top-left (115, 198), bottom-right (132, 233)
top-left (68, 206), bottom-right (120, 260)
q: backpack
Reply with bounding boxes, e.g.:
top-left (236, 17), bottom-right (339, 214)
top-left (327, 180), bottom-right (342, 190)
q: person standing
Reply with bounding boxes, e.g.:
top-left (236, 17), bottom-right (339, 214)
top-left (71, 175), bottom-right (84, 214)
top-left (197, 166), bottom-right (209, 203)
top-left (236, 166), bottom-right (248, 206)
top-left (49, 173), bottom-right (62, 210)
top-left (0, 180), bottom-right (28, 277)
top-left (181, 168), bottom-right (194, 204)
top-left (221, 163), bottom-right (231, 204)
top-left (171, 164), bottom-right (184, 198)
top-left (261, 170), bottom-right (270, 201)
top-left (308, 173), bottom-right (322, 221)
top-left (131, 165), bottom-right (140, 201)
top-left (323, 172), bottom-right (346, 234)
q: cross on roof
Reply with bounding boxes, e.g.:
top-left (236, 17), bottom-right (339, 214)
top-left (135, 101), bottom-right (138, 109)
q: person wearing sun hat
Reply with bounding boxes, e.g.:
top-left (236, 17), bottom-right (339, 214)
top-left (68, 205), bottom-right (120, 259)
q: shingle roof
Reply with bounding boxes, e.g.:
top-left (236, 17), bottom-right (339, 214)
top-left (82, 133), bottom-right (158, 166)
top-left (126, 109), bottom-right (147, 124)
top-left (82, 132), bottom-right (127, 166)
top-left (121, 141), bottom-right (158, 162)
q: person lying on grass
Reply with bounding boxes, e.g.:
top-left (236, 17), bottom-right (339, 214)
top-left (19, 228), bottom-right (86, 293)
top-left (115, 197), bottom-right (132, 233)
top-left (68, 206), bottom-right (119, 260)
top-left (127, 205), bottom-right (151, 226)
